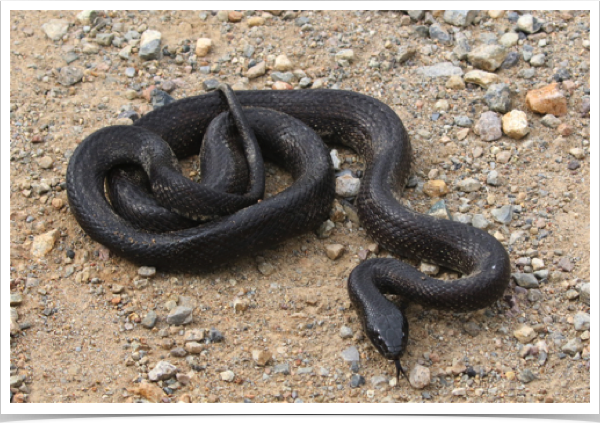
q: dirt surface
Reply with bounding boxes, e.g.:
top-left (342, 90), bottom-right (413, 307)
top-left (8, 10), bottom-right (591, 404)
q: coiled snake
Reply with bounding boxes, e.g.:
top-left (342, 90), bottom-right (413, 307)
top-left (67, 85), bottom-right (511, 379)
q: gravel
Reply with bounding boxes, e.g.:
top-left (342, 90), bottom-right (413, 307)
top-left (8, 9), bottom-right (590, 405)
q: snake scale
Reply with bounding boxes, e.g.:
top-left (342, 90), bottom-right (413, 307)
top-left (67, 85), bottom-right (511, 379)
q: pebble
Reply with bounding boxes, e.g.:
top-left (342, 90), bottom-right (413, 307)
top-left (427, 200), bottom-right (451, 220)
top-left (499, 32), bottom-right (519, 48)
top-left (195, 38), bottom-right (212, 57)
top-left (166, 306), bottom-right (193, 326)
top-left (429, 23), bottom-right (452, 45)
top-left (139, 30), bottom-right (162, 61)
top-left (561, 338), bottom-right (583, 356)
top-left (220, 370), bottom-right (235, 382)
top-left (467, 44), bottom-right (507, 72)
top-left (557, 257), bottom-right (574, 272)
top-left (247, 16), bottom-right (265, 27)
top-left (317, 220), bottom-right (335, 239)
top-left (76, 10), bottom-right (97, 25)
top-left (530, 54), bottom-right (546, 67)
top-left (274, 55), bottom-right (293, 71)
top-left (541, 114), bottom-right (562, 128)
top-left (125, 67), bottom-right (136, 78)
top-left (409, 364), bottom-right (430, 389)
top-left (579, 283), bottom-right (590, 305)
top-left (252, 350), bottom-right (272, 366)
top-left (484, 83), bottom-right (512, 113)
top-left (339, 326), bottom-right (353, 339)
top-left (273, 363), bottom-right (290, 375)
top-left (202, 79), bottom-right (220, 91)
top-left (512, 273), bottom-right (539, 288)
top-left (443, 10), bottom-right (477, 27)
top-left (526, 83), bottom-right (567, 116)
top-left (416, 62), bottom-right (462, 78)
top-left (472, 214), bottom-right (490, 229)
top-left (341, 346), bottom-right (359, 363)
top-left (350, 374), bottom-right (365, 388)
top-left (207, 328), bottom-right (224, 343)
top-left (247, 61), bottom-right (266, 79)
top-left (57, 66), bottom-right (83, 86)
top-left (138, 266), bottom-right (156, 278)
top-left (491, 205), bottom-right (512, 224)
top-left (96, 33), bottom-right (114, 46)
top-left (457, 178), bottom-right (481, 193)
top-left (336, 174), bottom-right (360, 197)
top-left (335, 49), bottom-right (355, 62)
top-left (148, 361), bottom-right (177, 381)
top-left (452, 388), bottom-right (466, 396)
top-left (330, 150), bottom-right (341, 170)
top-left (420, 262), bottom-right (439, 275)
top-left (141, 310), bottom-right (158, 329)
top-left (228, 11), bottom-right (243, 22)
top-left (42, 19), bottom-right (69, 40)
top-left (10, 293), bottom-right (23, 307)
top-left (272, 81), bottom-right (293, 90)
top-left (475, 111), bottom-right (502, 141)
top-left (502, 110), bottom-right (530, 140)
top-left (446, 75), bottom-right (465, 90)
top-left (31, 229), bottom-right (60, 258)
top-left (514, 325), bottom-right (537, 343)
top-left (423, 180), bottom-right (449, 197)
top-left (517, 14), bottom-right (543, 34)
top-left (38, 156), bottom-right (54, 169)
top-left (573, 313), bottom-right (590, 331)
top-left (257, 261), bottom-right (276, 276)
top-left (518, 369), bottom-right (537, 383)
top-left (463, 321), bottom-right (481, 337)
top-left (501, 51), bottom-right (520, 69)
top-left (463, 70), bottom-right (500, 88)
top-left (184, 342), bottom-right (204, 354)
top-left (325, 244), bottom-right (345, 260)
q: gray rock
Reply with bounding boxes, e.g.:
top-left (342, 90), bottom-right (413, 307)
top-left (273, 363), bottom-right (291, 375)
top-left (140, 39), bottom-right (161, 60)
top-left (247, 61), bottom-right (266, 79)
top-left (526, 289), bottom-right (543, 302)
top-left (96, 33), bottom-right (114, 46)
top-left (453, 38), bottom-right (471, 60)
top-left (491, 205), bottom-right (513, 224)
top-left (427, 200), bottom-right (452, 220)
top-left (341, 346), bottom-right (359, 362)
top-left (409, 364), bottom-right (431, 389)
top-left (208, 328), bottom-right (224, 343)
top-left (319, 367), bottom-right (329, 377)
top-left (454, 116), bottom-right (473, 127)
top-left (339, 326), bottom-right (353, 339)
top-left (541, 114), bottom-right (562, 128)
top-left (141, 310), bottom-right (158, 329)
top-left (299, 77), bottom-right (312, 88)
top-left (166, 306), bottom-right (193, 326)
top-left (562, 338), bottom-right (583, 356)
top-left (243, 44), bottom-right (255, 58)
top-left (530, 54), bottom-right (546, 67)
top-left (518, 369), bottom-right (537, 383)
top-left (443, 10), bottom-right (478, 27)
top-left (350, 374), bottom-right (365, 388)
top-left (57, 66), bottom-right (83, 86)
top-left (297, 367), bottom-right (313, 375)
top-left (468, 44), bottom-right (508, 72)
top-left (512, 272), bottom-right (539, 288)
top-left (557, 257), bottom-right (574, 272)
top-left (407, 11), bottom-right (425, 21)
top-left (517, 14), bottom-right (543, 34)
top-left (10, 293), bottom-right (23, 307)
top-left (42, 19), bottom-right (69, 40)
top-left (484, 83), bottom-right (512, 113)
top-left (397, 46), bottom-right (417, 63)
top-left (453, 213), bottom-right (472, 225)
top-left (475, 111), bottom-right (502, 141)
top-left (371, 375), bottom-right (388, 387)
top-left (458, 177), bottom-right (481, 192)
top-left (317, 219), bottom-right (335, 239)
top-left (335, 49), bottom-right (355, 62)
top-left (125, 67), bottom-right (136, 78)
top-left (486, 170), bottom-right (500, 186)
top-left (501, 51), bottom-right (520, 69)
top-left (63, 52), bottom-right (79, 64)
top-left (271, 71), bottom-right (295, 83)
top-left (574, 313), bottom-right (590, 331)
top-left (416, 62), bottom-right (463, 78)
top-left (522, 45), bottom-right (534, 62)
top-left (202, 79), bottom-right (220, 91)
top-left (579, 283), bottom-right (590, 305)
top-left (463, 322), bottom-right (481, 336)
top-left (429, 23), bottom-right (452, 45)
top-left (149, 360), bottom-right (177, 381)
top-left (472, 214), bottom-right (490, 229)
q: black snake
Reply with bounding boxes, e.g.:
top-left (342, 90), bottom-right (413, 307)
top-left (67, 85), bottom-right (511, 380)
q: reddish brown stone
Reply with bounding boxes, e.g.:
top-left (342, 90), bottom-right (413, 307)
top-left (525, 83), bottom-right (567, 116)
top-left (228, 11), bottom-right (242, 22)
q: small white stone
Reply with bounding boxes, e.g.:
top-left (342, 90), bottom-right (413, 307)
top-left (335, 174), bottom-right (360, 197)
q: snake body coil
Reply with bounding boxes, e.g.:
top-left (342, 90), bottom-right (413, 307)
top-left (67, 87), bottom-right (511, 378)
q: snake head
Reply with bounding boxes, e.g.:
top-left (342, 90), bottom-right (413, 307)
top-left (364, 309), bottom-right (409, 361)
